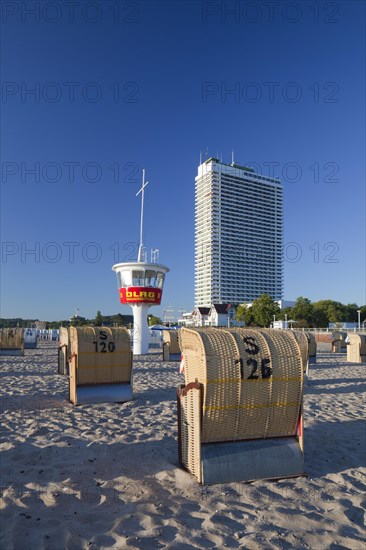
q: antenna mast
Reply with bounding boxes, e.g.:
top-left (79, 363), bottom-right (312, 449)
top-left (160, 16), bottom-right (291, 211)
top-left (136, 169), bottom-right (149, 262)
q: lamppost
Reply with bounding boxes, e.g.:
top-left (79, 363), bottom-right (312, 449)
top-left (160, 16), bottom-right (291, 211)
top-left (285, 313), bottom-right (288, 328)
top-left (273, 315), bottom-right (276, 329)
top-left (357, 309), bottom-right (361, 330)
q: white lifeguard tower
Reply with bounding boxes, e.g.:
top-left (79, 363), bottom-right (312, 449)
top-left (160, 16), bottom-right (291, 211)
top-left (112, 170), bottom-right (169, 355)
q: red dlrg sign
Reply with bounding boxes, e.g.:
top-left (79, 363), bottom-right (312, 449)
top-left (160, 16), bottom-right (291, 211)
top-left (119, 287), bottom-right (162, 305)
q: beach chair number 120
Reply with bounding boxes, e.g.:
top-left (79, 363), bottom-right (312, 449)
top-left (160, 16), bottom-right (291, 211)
top-left (93, 330), bottom-right (116, 353)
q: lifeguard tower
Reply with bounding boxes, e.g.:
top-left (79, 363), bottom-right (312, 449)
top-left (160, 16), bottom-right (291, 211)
top-left (112, 170), bottom-right (169, 355)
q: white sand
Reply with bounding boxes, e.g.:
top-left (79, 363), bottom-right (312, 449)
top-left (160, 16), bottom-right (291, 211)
top-left (1, 340), bottom-right (365, 549)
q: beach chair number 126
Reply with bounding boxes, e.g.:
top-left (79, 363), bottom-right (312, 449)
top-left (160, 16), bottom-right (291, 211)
top-left (237, 337), bottom-right (272, 380)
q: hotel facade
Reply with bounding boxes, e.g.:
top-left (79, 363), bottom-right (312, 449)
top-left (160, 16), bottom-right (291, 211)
top-left (195, 158), bottom-right (284, 307)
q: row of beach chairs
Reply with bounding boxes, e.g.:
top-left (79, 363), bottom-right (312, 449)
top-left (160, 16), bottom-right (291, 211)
top-left (0, 328), bottom-right (38, 355)
top-left (1, 325), bottom-right (365, 485)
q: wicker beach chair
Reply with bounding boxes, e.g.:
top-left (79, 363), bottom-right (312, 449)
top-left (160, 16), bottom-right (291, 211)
top-left (58, 327), bottom-right (70, 375)
top-left (68, 326), bottom-right (133, 405)
top-left (346, 333), bottom-right (366, 363)
top-left (24, 328), bottom-right (37, 349)
top-left (289, 330), bottom-right (309, 376)
top-left (306, 332), bottom-right (317, 364)
top-left (331, 331), bottom-right (347, 352)
top-left (0, 328), bottom-right (24, 356)
top-left (177, 327), bottom-right (304, 484)
top-left (162, 330), bottom-right (181, 361)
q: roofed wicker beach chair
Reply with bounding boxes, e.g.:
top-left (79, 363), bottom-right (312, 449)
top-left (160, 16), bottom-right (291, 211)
top-left (24, 328), bottom-right (37, 349)
top-left (68, 326), bottom-right (133, 405)
top-left (346, 333), bottom-right (366, 363)
top-left (331, 331), bottom-right (347, 352)
top-left (0, 328), bottom-right (24, 356)
top-left (306, 332), bottom-right (317, 364)
top-left (162, 330), bottom-right (181, 361)
top-left (289, 330), bottom-right (310, 380)
top-left (177, 327), bottom-right (305, 484)
top-left (58, 327), bottom-right (70, 375)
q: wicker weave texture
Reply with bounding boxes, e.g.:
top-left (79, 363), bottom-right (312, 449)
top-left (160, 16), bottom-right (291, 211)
top-left (163, 330), bottom-right (181, 354)
top-left (179, 327), bottom-right (303, 444)
top-left (306, 332), bottom-right (317, 357)
top-left (69, 326), bottom-right (132, 385)
top-left (332, 340), bottom-right (342, 352)
top-left (60, 327), bottom-right (69, 348)
top-left (199, 329), bottom-right (241, 443)
top-left (315, 333), bottom-right (333, 343)
top-left (179, 386), bottom-right (202, 482)
top-left (332, 331), bottom-right (347, 343)
top-left (59, 327), bottom-right (70, 359)
top-left (346, 333), bottom-right (366, 362)
top-left (255, 329), bottom-right (303, 437)
top-left (58, 327), bottom-right (70, 374)
top-left (289, 331), bottom-right (309, 373)
top-left (0, 328), bottom-right (24, 351)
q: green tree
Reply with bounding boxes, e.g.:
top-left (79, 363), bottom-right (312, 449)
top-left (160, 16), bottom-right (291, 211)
top-left (70, 316), bottom-right (87, 327)
top-left (278, 306), bottom-right (293, 321)
top-left (110, 313), bottom-right (133, 326)
top-left (237, 294), bottom-right (280, 327)
top-left (251, 294), bottom-right (280, 327)
top-left (360, 306), bottom-right (366, 327)
top-left (95, 310), bottom-right (103, 326)
top-left (235, 304), bottom-right (255, 326)
top-left (148, 315), bottom-right (163, 326)
top-left (327, 304), bottom-right (344, 323)
top-left (312, 300), bottom-right (345, 324)
top-left (343, 303), bottom-right (360, 323)
top-left (312, 305), bottom-right (329, 327)
top-left (292, 297), bottom-right (314, 326)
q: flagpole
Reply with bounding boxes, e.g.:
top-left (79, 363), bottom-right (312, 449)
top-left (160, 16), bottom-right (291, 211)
top-left (136, 169), bottom-right (148, 262)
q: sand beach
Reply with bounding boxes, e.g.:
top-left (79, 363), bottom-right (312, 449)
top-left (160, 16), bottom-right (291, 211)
top-left (1, 340), bottom-right (365, 549)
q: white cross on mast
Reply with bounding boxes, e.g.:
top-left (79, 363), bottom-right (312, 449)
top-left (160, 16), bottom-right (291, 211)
top-left (136, 169), bottom-right (149, 262)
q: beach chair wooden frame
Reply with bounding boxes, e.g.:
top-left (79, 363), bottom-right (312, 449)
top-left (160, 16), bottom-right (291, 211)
top-left (58, 327), bottom-right (70, 375)
top-left (307, 332), bottom-right (317, 365)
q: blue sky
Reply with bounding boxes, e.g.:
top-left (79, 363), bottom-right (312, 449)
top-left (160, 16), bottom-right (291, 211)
top-left (1, 0), bottom-right (365, 321)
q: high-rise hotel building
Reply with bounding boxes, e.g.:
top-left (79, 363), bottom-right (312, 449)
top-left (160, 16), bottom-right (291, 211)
top-left (195, 158), bottom-right (283, 307)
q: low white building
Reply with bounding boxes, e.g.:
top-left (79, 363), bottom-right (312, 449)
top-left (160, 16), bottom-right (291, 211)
top-left (178, 304), bottom-right (244, 328)
top-left (273, 320), bottom-right (289, 330)
top-left (208, 304), bottom-right (229, 326)
top-left (193, 307), bottom-right (210, 327)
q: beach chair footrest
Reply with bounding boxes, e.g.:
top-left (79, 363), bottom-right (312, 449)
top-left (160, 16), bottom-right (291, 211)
top-left (71, 383), bottom-right (133, 405)
top-left (201, 437), bottom-right (305, 484)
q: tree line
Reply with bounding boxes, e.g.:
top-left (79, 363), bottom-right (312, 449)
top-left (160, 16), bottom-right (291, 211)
top-left (235, 295), bottom-right (366, 328)
top-left (2, 299), bottom-right (365, 330)
top-left (0, 312), bottom-right (133, 329)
